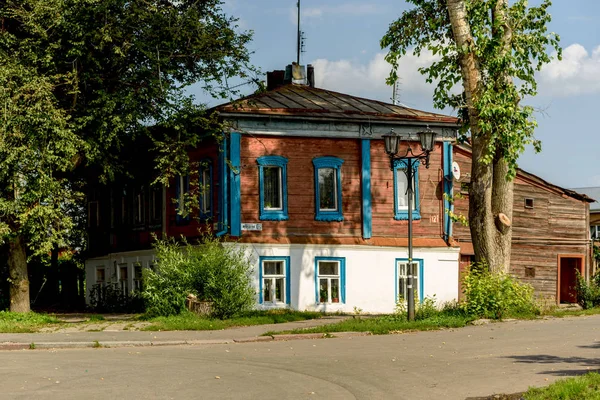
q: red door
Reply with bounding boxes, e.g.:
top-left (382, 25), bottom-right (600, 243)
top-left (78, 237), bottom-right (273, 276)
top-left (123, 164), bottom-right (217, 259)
top-left (559, 257), bottom-right (581, 304)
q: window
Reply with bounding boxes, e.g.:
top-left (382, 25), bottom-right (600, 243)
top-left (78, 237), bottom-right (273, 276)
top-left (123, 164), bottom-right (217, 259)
top-left (199, 161), bottom-right (213, 218)
top-left (315, 257), bottom-right (346, 304)
top-left (120, 187), bottom-right (128, 226)
top-left (118, 264), bottom-right (128, 296)
top-left (96, 267), bottom-right (106, 286)
top-left (393, 159), bottom-right (421, 220)
top-left (591, 225), bottom-right (600, 240)
top-left (259, 256), bottom-right (290, 305)
top-left (175, 175), bottom-right (190, 224)
top-left (133, 264), bottom-right (143, 292)
top-left (150, 186), bottom-right (162, 224)
top-left (257, 156), bottom-right (288, 221)
top-left (524, 198), bottom-right (534, 209)
top-left (88, 201), bottom-right (100, 228)
top-left (396, 259), bottom-right (423, 304)
top-left (133, 186), bottom-right (145, 225)
top-left (313, 157), bottom-right (344, 221)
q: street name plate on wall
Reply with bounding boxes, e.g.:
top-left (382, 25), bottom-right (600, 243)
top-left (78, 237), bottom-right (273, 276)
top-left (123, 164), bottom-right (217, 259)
top-left (241, 223), bottom-right (262, 231)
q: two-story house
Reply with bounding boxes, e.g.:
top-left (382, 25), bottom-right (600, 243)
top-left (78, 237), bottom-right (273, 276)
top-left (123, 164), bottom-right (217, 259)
top-left (84, 67), bottom-right (593, 312)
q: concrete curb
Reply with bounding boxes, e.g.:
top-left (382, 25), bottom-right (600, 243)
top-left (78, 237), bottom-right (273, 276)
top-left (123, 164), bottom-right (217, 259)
top-left (0, 331), bottom-right (370, 351)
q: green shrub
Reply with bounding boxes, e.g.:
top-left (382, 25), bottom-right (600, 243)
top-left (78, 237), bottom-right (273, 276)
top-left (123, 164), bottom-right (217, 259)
top-left (462, 264), bottom-right (538, 319)
top-left (143, 235), bottom-right (255, 319)
top-left (387, 295), bottom-right (444, 322)
top-left (575, 270), bottom-right (600, 309)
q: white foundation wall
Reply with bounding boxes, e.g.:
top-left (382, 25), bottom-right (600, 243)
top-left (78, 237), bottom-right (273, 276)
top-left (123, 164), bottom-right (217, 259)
top-left (85, 244), bottom-right (460, 314)
top-left (246, 244), bottom-right (460, 313)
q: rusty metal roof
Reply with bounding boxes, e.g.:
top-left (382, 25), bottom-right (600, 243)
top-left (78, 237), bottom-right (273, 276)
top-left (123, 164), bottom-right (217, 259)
top-left (216, 84), bottom-right (459, 125)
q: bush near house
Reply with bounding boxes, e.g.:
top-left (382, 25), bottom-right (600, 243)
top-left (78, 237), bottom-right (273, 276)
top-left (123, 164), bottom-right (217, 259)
top-left (142, 236), bottom-right (255, 319)
top-left (461, 264), bottom-right (539, 319)
top-left (575, 270), bottom-right (600, 310)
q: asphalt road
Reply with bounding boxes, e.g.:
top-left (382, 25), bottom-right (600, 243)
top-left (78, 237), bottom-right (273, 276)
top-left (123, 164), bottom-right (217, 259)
top-left (2, 316), bottom-right (600, 400)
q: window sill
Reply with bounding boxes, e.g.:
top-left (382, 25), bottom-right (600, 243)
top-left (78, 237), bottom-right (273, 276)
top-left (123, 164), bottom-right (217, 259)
top-left (315, 213), bottom-right (344, 222)
top-left (394, 211), bottom-right (421, 221)
top-left (259, 212), bottom-right (289, 221)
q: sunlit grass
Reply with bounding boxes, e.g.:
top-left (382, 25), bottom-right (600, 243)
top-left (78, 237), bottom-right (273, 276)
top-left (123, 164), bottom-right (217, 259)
top-left (141, 310), bottom-right (322, 331)
top-left (525, 372), bottom-right (600, 399)
top-left (0, 311), bottom-right (61, 333)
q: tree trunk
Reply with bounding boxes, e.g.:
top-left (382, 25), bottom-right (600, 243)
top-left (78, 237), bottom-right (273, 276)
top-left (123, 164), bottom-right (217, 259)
top-left (447, 0), bottom-right (513, 273)
top-left (8, 235), bottom-right (30, 313)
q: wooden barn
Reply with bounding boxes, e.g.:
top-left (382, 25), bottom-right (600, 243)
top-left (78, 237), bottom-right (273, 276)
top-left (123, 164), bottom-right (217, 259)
top-left (84, 66), bottom-right (593, 310)
top-left (453, 146), bottom-right (594, 304)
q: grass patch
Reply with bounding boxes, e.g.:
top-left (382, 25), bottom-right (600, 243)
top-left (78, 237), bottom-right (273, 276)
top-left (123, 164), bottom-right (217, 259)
top-left (87, 314), bottom-right (105, 322)
top-left (266, 312), bottom-right (474, 336)
top-left (141, 310), bottom-right (322, 331)
top-left (0, 311), bottom-right (61, 333)
top-left (547, 308), bottom-right (600, 318)
top-left (524, 372), bottom-right (600, 399)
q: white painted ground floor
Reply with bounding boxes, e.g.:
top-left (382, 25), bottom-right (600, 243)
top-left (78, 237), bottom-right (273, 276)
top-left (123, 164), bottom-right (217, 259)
top-left (85, 244), bottom-right (460, 314)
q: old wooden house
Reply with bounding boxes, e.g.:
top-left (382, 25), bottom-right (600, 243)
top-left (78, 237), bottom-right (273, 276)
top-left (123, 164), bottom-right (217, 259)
top-left (84, 67), bottom-right (594, 311)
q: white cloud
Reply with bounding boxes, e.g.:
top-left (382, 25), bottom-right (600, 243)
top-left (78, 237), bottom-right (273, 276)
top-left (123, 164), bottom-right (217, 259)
top-left (539, 43), bottom-right (600, 96)
top-left (310, 50), bottom-right (440, 104)
top-left (304, 3), bottom-right (384, 18)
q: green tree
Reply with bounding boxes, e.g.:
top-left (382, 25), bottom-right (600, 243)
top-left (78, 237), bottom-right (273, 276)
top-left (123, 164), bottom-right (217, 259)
top-left (381, 0), bottom-right (560, 272)
top-left (0, 0), bottom-right (254, 312)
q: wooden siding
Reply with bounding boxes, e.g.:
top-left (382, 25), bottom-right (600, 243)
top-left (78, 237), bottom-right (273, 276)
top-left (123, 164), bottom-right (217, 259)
top-left (240, 136), bottom-right (362, 239)
top-left (165, 142), bottom-right (221, 239)
top-left (452, 147), bottom-right (590, 301)
top-left (370, 140), bottom-right (446, 238)
top-left (238, 136), bottom-right (450, 243)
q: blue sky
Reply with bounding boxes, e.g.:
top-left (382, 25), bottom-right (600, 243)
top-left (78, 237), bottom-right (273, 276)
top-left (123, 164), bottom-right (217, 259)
top-left (194, 0), bottom-right (600, 189)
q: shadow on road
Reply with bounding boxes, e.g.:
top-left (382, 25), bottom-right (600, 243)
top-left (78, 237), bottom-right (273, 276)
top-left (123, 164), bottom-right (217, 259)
top-left (504, 350), bottom-right (600, 377)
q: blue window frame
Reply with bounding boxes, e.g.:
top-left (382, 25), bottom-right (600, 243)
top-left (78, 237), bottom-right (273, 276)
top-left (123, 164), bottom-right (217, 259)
top-left (313, 157), bottom-right (344, 221)
top-left (259, 256), bottom-right (291, 305)
top-left (257, 155), bottom-right (288, 221)
top-left (314, 257), bottom-right (346, 304)
top-left (393, 159), bottom-right (421, 220)
top-left (175, 174), bottom-right (190, 224)
top-left (199, 160), bottom-right (213, 219)
top-left (395, 258), bottom-right (424, 303)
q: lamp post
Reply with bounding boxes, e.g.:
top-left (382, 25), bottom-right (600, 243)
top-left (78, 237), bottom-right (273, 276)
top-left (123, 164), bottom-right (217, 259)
top-left (382, 127), bottom-right (436, 321)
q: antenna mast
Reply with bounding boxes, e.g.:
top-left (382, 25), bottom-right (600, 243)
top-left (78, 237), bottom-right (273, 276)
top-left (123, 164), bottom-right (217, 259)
top-left (297, 0), bottom-right (301, 64)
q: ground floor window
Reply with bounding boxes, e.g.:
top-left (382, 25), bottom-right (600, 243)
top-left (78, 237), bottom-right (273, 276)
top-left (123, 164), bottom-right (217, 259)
top-left (396, 259), bottom-right (423, 304)
top-left (96, 267), bottom-right (106, 286)
top-left (259, 256), bottom-right (290, 305)
top-left (118, 263), bottom-right (129, 296)
top-left (315, 257), bottom-right (346, 304)
top-left (133, 264), bottom-right (143, 292)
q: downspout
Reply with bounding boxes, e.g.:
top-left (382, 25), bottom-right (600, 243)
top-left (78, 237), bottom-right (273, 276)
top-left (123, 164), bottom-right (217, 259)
top-left (215, 136), bottom-right (229, 237)
top-left (442, 142), bottom-right (454, 244)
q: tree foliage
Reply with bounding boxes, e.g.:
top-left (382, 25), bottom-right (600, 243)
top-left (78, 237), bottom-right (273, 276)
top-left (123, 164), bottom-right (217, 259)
top-left (382, 0), bottom-right (560, 272)
top-left (0, 0), bottom-right (255, 311)
top-left (382, 0), bottom-right (559, 177)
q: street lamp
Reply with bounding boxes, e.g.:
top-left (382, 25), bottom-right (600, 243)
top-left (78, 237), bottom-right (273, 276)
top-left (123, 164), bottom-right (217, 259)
top-left (382, 127), bottom-right (436, 321)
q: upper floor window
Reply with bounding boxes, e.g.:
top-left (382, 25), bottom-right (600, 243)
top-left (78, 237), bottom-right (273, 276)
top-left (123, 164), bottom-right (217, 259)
top-left (393, 159), bottom-right (421, 220)
top-left (257, 156), bottom-right (288, 221)
top-left (592, 225), bottom-right (600, 240)
top-left (199, 160), bottom-right (213, 219)
top-left (313, 157), bottom-right (344, 221)
top-left (133, 186), bottom-right (145, 225)
top-left (175, 174), bottom-right (190, 224)
top-left (150, 186), bottom-right (162, 224)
